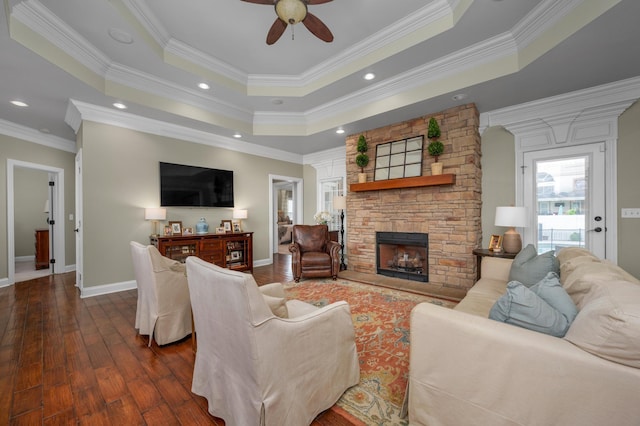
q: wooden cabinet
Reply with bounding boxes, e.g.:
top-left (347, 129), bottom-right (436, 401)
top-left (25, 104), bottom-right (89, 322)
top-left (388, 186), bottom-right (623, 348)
top-left (35, 229), bottom-right (49, 270)
top-left (151, 232), bottom-right (253, 273)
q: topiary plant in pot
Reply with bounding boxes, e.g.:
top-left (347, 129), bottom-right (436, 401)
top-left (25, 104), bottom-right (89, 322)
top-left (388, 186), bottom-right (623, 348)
top-left (355, 134), bottom-right (369, 183)
top-left (427, 117), bottom-right (444, 175)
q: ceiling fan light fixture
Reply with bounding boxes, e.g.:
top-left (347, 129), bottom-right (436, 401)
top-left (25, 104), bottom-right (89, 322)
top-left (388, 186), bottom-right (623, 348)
top-left (275, 0), bottom-right (307, 25)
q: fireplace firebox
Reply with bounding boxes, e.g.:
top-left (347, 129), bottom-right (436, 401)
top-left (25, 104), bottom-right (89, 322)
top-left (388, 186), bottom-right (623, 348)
top-left (376, 232), bottom-right (428, 282)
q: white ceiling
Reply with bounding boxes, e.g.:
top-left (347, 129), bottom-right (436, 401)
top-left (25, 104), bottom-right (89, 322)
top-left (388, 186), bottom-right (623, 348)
top-left (2, 0), bottom-right (639, 156)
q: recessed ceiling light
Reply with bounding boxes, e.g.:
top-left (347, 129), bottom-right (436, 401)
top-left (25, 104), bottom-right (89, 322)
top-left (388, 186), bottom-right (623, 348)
top-left (336, 128), bottom-right (345, 134)
top-left (11, 100), bottom-right (28, 107)
top-left (112, 102), bottom-right (127, 109)
top-left (108, 28), bottom-right (133, 44)
top-left (198, 82), bottom-right (210, 90)
top-left (233, 133), bottom-right (242, 138)
top-left (363, 73), bottom-right (375, 81)
top-left (452, 93), bottom-right (467, 101)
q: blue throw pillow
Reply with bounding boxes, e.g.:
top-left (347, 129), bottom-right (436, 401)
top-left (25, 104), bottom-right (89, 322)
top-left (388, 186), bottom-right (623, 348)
top-left (508, 244), bottom-right (559, 287)
top-left (529, 271), bottom-right (578, 323)
top-left (489, 280), bottom-right (572, 337)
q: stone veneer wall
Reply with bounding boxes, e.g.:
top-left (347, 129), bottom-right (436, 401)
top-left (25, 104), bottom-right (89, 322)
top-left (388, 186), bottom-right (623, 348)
top-left (346, 104), bottom-right (482, 293)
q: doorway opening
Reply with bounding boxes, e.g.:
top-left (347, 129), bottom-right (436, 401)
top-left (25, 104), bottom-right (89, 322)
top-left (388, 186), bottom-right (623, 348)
top-left (6, 159), bottom-right (66, 286)
top-left (269, 175), bottom-right (303, 259)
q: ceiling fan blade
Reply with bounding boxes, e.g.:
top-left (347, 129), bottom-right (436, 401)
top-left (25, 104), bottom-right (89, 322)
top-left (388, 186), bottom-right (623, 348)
top-left (240, 0), bottom-right (275, 4)
top-left (307, 0), bottom-right (333, 4)
top-left (266, 18), bottom-right (288, 45)
top-left (302, 12), bottom-right (333, 43)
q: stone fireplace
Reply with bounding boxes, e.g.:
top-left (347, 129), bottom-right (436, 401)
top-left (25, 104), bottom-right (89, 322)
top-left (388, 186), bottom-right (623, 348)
top-left (376, 232), bottom-right (428, 282)
top-left (345, 104), bottom-right (482, 294)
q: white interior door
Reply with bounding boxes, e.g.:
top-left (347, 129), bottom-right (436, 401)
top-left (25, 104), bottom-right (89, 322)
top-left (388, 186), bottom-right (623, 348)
top-left (523, 143), bottom-right (606, 258)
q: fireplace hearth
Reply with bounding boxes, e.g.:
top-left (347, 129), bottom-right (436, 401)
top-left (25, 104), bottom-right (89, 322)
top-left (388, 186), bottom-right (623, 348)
top-left (376, 232), bottom-right (428, 282)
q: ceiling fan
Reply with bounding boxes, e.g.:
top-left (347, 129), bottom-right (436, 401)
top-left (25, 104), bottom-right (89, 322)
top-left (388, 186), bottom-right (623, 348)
top-left (241, 0), bottom-right (334, 45)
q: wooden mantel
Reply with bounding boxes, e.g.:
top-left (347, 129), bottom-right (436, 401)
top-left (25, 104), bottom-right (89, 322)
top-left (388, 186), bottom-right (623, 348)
top-left (349, 174), bottom-right (455, 192)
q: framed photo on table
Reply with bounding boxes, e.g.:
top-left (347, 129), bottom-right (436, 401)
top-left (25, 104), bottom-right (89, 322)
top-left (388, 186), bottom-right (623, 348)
top-left (221, 220), bottom-right (232, 233)
top-left (232, 220), bottom-right (242, 233)
top-left (488, 234), bottom-right (503, 251)
top-left (169, 221), bottom-right (182, 236)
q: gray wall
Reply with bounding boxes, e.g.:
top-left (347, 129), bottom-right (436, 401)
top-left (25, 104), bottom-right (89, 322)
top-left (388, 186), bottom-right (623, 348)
top-left (481, 100), bottom-right (640, 278)
top-left (2, 99), bottom-right (639, 285)
top-left (0, 134), bottom-right (76, 279)
top-left (480, 126), bottom-right (517, 246)
top-left (302, 164), bottom-right (318, 224)
top-left (617, 100), bottom-right (640, 278)
top-left (78, 121), bottom-right (304, 288)
top-left (14, 168), bottom-right (49, 257)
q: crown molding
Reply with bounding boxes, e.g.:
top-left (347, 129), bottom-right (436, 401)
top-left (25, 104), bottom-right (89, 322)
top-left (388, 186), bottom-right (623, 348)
top-left (478, 75), bottom-right (640, 134)
top-left (0, 119), bottom-right (76, 153)
top-left (66, 100), bottom-right (303, 164)
top-left (105, 63), bottom-right (253, 123)
top-left (11, 0), bottom-right (623, 139)
top-left (512, 0), bottom-right (580, 48)
top-left (12, 0), bottom-right (110, 76)
top-left (247, 0), bottom-right (468, 93)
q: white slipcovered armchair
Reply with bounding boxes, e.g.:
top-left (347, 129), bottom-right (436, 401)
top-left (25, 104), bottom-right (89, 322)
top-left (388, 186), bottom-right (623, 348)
top-left (130, 241), bottom-right (192, 346)
top-left (185, 256), bottom-right (360, 426)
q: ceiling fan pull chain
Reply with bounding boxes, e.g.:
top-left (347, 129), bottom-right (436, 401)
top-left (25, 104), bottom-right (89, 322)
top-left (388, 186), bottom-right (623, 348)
top-left (291, 25), bottom-right (295, 40)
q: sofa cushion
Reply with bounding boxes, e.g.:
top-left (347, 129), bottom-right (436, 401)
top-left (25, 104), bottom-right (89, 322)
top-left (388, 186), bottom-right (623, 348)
top-left (508, 244), bottom-right (559, 287)
top-left (262, 294), bottom-right (289, 318)
top-left (530, 272), bottom-right (578, 324)
top-left (556, 247), bottom-right (599, 264)
top-left (489, 280), bottom-right (573, 337)
top-left (559, 254), bottom-right (602, 285)
top-left (563, 261), bottom-right (637, 309)
top-left (564, 279), bottom-right (640, 368)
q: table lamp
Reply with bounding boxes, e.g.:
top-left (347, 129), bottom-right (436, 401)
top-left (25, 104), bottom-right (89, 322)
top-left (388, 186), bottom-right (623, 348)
top-left (233, 209), bottom-right (248, 231)
top-left (495, 206), bottom-right (527, 254)
top-left (145, 207), bottom-right (166, 236)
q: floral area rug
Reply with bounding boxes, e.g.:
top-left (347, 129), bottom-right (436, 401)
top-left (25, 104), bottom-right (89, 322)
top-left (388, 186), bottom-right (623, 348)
top-left (284, 278), bottom-right (457, 426)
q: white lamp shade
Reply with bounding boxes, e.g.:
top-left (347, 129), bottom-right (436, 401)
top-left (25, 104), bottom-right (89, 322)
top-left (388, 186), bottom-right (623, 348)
top-left (333, 196), bottom-right (346, 210)
top-left (144, 207), bottom-right (166, 221)
top-left (495, 206), bottom-right (527, 227)
top-left (233, 209), bottom-right (248, 220)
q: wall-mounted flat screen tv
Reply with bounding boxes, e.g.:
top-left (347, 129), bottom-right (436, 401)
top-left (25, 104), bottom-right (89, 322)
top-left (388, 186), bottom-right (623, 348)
top-left (160, 162), bottom-right (234, 207)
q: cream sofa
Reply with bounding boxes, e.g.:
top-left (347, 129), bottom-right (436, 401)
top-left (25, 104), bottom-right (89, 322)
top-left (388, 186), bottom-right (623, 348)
top-left (408, 247), bottom-right (640, 426)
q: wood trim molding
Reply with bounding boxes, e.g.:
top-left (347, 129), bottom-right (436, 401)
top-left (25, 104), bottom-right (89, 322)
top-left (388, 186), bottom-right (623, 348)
top-left (349, 174), bottom-right (455, 192)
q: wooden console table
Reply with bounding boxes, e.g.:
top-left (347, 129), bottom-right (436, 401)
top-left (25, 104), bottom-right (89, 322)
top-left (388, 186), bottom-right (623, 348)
top-left (151, 232), bottom-right (253, 273)
top-left (472, 248), bottom-right (517, 281)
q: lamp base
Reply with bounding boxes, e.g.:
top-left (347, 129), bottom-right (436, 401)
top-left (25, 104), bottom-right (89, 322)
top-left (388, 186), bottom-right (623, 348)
top-left (502, 228), bottom-right (522, 254)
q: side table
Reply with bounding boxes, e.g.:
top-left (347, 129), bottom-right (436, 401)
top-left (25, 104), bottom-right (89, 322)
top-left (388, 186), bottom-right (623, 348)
top-left (472, 248), bottom-right (517, 281)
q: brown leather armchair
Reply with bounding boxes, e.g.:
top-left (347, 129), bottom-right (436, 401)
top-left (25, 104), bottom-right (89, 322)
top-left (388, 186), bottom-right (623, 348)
top-left (290, 225), bottom-right (341, 282)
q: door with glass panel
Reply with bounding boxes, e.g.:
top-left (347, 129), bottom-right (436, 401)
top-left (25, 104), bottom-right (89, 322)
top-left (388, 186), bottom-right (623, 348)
top-left (523, 143), bottom-right (606, 258)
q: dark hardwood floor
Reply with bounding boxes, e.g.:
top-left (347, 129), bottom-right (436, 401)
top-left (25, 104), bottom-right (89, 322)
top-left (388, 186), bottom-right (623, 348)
top-left (0, 253), bottom-right (352, 425)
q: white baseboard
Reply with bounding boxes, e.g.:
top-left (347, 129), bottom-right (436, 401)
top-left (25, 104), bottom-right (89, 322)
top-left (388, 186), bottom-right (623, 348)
top-left (254, 257), bottom-right (272, 267)
top-left (81, 280), bottom-right (137, 298)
